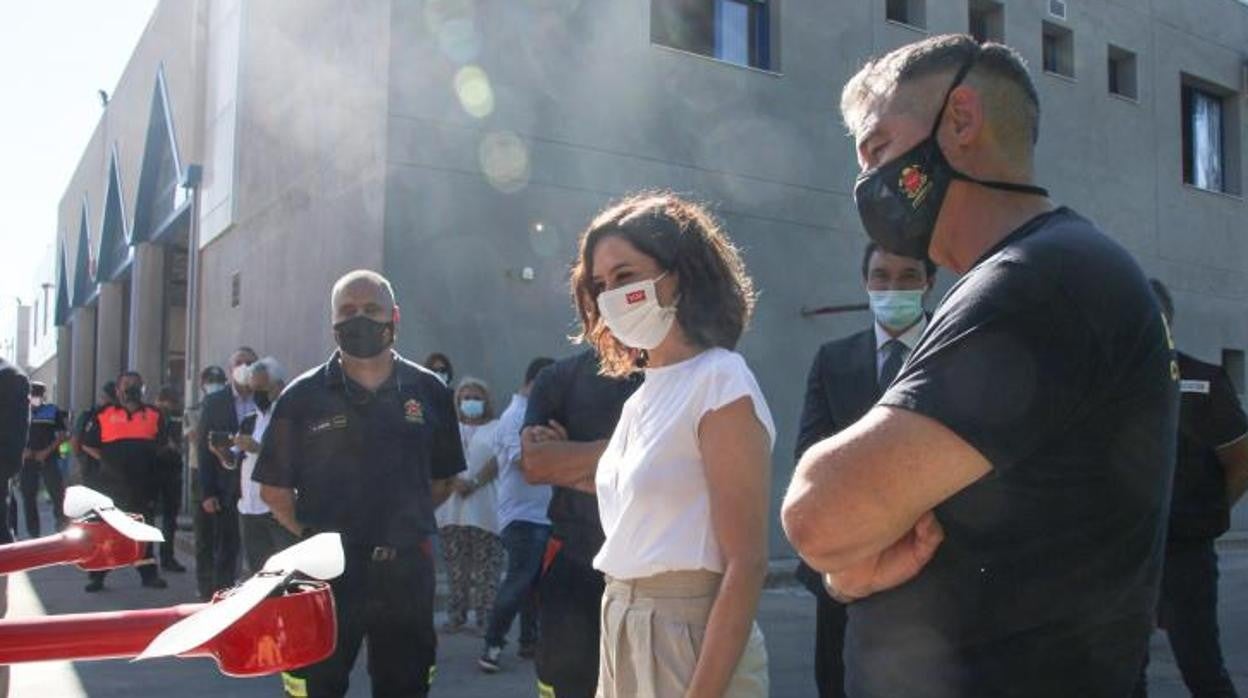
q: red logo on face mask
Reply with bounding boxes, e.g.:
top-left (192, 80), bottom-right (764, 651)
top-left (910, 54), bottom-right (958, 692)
top-left (900, 165), bottom-right (931, 206)
top-left (625, 290), bottom-right (646, 304)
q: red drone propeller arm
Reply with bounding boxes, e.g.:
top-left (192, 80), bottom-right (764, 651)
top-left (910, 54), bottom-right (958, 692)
top-left (0, 582), bottom-right (337, 677)
top-left (0, 521), bottom-right (145, 576)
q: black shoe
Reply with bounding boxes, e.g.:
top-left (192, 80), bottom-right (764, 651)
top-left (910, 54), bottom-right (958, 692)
top-left (161, 558), bottom-right (187, 573)
top-left (84, 579), bottom-right (104, 593)
top-left (141, 576), bottom-right (168, 589)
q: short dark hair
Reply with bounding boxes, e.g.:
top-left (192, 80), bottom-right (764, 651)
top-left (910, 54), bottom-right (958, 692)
top-left (29, 382), bottom-right (47, 398)
top-left (1149, 279), bottom-right (1174, 324)
top-left (100, 381), bottom-right (117, 400)
top-left (571, 192), bottom-right (756, 378)
top-left (119, 370), bottom-right (143, 383)
top-left (423, 353), bottom-right (453, 377)
top-left (842, 34), bottom-right (1040, 156)
top-left (524, 357), bottom-right (555, 385)
top-left (201, 365), bottom-right (227, 384)
top-left (861, 242), bottom-right (937, 280)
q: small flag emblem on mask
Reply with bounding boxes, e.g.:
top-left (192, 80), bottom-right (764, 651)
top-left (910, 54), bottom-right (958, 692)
top-left (626, 290), bottom-right (646, 304)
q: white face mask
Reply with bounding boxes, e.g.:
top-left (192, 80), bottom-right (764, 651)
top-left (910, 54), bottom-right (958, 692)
top-left (596, 272), bottom-right (676, 350)
top-left (868, 289), bottom-right (925, 332)
top-left (203, 383), bottom-right (226, 396)
top-left (232, 364), bottom-right (253, 387)
top-left (30, 397), bottom-right (43, 408)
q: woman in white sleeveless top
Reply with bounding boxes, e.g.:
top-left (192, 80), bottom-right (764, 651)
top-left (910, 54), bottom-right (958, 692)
top-left (568, 193), bottom-right (772, 697)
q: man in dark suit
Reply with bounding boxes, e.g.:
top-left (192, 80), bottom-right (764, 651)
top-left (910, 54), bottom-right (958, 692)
top-left (0, 358), bottom-right (29, 698)
top-left (195, 346), bottom-right (257, 599)
top-left (795, 242), bottom-right (934, 697)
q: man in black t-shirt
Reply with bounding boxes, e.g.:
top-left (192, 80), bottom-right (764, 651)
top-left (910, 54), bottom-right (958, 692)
top-left (0, 359), bottom-right (29, 545)
top-left (1134, 280), bottom-right (1246, 698)
top-left (520, 348), bottom-right (639, 698)
top-left (254, 270), bottom-right (464, 698)
top-left (783, 35), bottom-right (1177, 698)
top-left (72, 381), bottom-right (115, 489)
top-left (21, 382), bottom-right (68, 536)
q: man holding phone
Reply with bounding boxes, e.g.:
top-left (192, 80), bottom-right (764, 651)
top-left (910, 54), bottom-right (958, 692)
top-left (195, 346), bottom-right (257, 599)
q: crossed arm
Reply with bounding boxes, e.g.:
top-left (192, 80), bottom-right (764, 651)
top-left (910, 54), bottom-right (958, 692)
top-left (781, 405), bottom-right (991, 601)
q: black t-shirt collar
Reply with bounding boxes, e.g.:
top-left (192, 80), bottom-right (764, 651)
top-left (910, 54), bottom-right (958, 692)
top-left (971, 206), bottom-right (1069, 270)
top-left (323, 350), bottom-right (403, 397)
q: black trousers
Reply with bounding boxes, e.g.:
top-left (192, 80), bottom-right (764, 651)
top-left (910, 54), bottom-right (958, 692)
top-left (814, 589), bottom-right (849, 698)
top-left (19, 458), bottom-right (65, 537)
top-left (535, 543), bottom-right (605, 698)
top-left (153, 456), bottom-right (182, 562)
top-left (88, 468), bottom-right (159, 584)
top-left (282, 542), bottom-right (437, 698)
top-left (1134, 538), bottom-right (1238, 698)
top-left (194, 498), bottom-right (240, 598)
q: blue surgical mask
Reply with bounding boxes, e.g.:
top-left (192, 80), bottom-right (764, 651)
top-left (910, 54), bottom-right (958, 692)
top-left (204, 383), bottom-right (226, 396)
top-left (460, 399), bottom-right (485, 419)
top-left (868, 290), bottom-right (925, 332)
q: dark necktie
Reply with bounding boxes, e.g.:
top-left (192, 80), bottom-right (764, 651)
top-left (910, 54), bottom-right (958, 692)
top-left (879, 339), bottom-right (906, 391)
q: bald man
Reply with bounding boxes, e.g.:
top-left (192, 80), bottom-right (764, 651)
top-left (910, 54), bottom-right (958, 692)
top-left (255, 269), bottom-right (465, 698)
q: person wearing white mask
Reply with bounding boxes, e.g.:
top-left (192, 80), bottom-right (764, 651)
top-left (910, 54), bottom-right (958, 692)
top-left (562, 192), bottom-right (772, 697)
top-left (435, 377), bottom-right (503, 635)
top-left (793, 241), bottom-right (934, 697)
top-left (234, 357), bottom-right (296, 573)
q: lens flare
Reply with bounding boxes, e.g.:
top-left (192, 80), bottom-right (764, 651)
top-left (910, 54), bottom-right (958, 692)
top-left (454, 65), bottom-right (495, 118)
top-left (479, 131), bottom-right (531, 193)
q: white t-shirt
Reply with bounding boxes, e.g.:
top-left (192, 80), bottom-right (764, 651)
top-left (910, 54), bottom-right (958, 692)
top-left (238, 408), bottom-right (273, 516)
top-left (435, 420), bottom-right (501, 534)
top-left (593, 348), bottom-right (775, 580)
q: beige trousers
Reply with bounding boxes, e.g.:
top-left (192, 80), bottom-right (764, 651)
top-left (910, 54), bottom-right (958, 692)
top-left (596, 570), bottom-right (769, 698)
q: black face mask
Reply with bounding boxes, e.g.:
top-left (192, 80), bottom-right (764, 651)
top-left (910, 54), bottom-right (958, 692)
top-left (254, 391), bottom-right (272, 413)
top-left (333, 315), bottom-right (394, 360)
top-left (853, 54), bottom-right (1049, 260)
top-left (124, 384), bottom-right (144, 403)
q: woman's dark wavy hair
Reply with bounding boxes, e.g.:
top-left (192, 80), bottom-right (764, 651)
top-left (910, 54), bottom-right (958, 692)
top-left (570, 192), bottom-right (756, 378)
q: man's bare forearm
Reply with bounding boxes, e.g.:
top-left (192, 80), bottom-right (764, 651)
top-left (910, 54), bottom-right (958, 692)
top-left (521, 439), bottom-right (607, 486)
top-left (431, 478), bottom-right (455, 508)
top-left (260, 485), bottom-right (302, 536)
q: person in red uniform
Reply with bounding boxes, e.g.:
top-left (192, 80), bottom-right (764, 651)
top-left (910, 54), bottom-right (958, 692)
top-left (81, 370), bottom-right (168, 592)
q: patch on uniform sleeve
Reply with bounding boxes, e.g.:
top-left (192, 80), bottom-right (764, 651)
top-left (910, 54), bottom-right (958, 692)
top-left (404, 399), bottom-right (426, 424)
top-left (1180, 379), bottom-right (1211, 395)
top-left (281, 672), bottom-right (308, 697)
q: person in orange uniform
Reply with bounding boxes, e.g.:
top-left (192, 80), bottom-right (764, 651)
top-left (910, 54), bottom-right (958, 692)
top-left (81, 370), bottom-right (168, 592)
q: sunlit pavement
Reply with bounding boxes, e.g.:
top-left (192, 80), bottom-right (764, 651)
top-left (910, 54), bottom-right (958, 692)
top-left (6, 504), bottom-right (1245, 696)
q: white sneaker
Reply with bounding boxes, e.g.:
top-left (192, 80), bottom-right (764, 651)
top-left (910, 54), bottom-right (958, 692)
top-left (478, 645), bottom-right (502, 673)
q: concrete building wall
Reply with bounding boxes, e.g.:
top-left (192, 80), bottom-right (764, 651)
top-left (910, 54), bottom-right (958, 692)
top-left (54, 1), bottom-right (1248, 545)
top-left (196, 0), bottom-right (392, 374)
top-left (380, 1), bottom-right (1248, 549)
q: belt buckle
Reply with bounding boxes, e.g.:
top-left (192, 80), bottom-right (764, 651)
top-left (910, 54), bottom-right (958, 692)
top-left (371, 546), bottom-right (395, 562)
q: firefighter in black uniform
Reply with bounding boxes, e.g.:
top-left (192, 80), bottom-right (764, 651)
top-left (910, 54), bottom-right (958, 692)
top-left (1135, 280), bottom-right (1248, 698)
top-left (254, 270), bottom-right (464, 698)
top-left (80, 370), bottom-right (168, 591)
top-left (520, 348), bottom-right (639, 698)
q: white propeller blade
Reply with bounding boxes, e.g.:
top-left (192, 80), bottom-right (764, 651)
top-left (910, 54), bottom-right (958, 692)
top-left (62, 485), bottom-right (165, 543)
top-left (136, 533), bottom-right (343, 661)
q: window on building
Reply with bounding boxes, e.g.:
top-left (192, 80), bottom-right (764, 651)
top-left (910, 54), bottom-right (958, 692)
top-left (1223, 349), bottom-right (1245, 396)
top-left (651, 0), bottom-right (772, 70)
top-left (231, 271), bottom-right (241, 308)
top-left (886, 0), bottom-right (925, 29)
top-left (1042, 22), bottom-right (1074, 78)
top-left (32, 301), bottom-right (38, 346)
top-left (1182, 81), bottom-right (1234, 193)
top-left (968, 0), bottom-right (1003, 43)
top-left (1107, 45), bottom-right (1137, 99)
